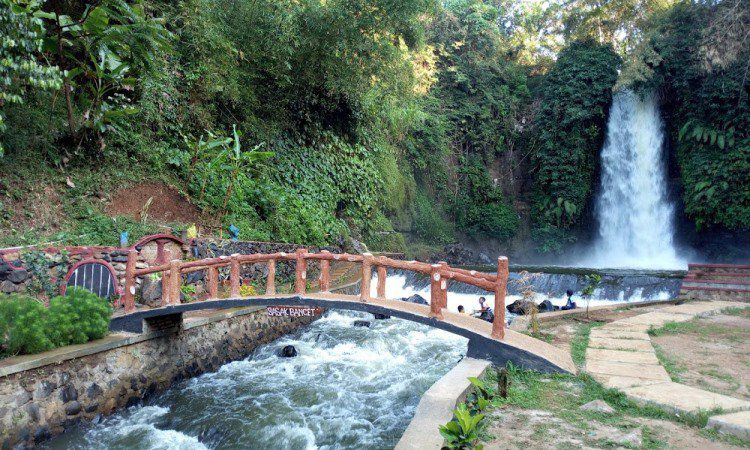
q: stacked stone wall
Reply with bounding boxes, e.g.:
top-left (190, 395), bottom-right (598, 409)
top-left (0, 308), bottom-right (317, 447)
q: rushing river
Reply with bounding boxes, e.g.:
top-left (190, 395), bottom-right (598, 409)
top-left (44, 311), bottom-right (468, 450)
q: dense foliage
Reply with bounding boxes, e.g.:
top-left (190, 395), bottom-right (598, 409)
top-left (622, 1), bottom-right (749, 231)
top-left (0, 289), bottom-right (111, 357)
top-left (0, 0), bottom-right (747, 258)
top-left (531, 41), bottom-right (620, 250)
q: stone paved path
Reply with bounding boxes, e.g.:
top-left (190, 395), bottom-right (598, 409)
top-left (584, 300), bottom-right (750, 440)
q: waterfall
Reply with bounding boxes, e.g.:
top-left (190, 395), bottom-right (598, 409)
top-left (587, 90), bottom-right (685, 269)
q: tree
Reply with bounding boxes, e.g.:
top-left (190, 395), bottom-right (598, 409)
top-left (0, 0), bottom-right (62, 156)
top-left (41, 0), bottom-right (172, 150)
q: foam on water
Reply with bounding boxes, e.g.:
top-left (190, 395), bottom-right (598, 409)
top-left (373, 272), bottom-right (673, 317)
top-left (584, 90), bottom-right (686, 270)
top-left (44, 311), bottom-right (467, 450)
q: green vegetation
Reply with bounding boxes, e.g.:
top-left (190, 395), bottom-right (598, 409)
top-left (531, 41), bottom-right (620, 252)
top-left (1, 0), bottom-right (747, 254)
top-left (0, 289), bottom-right (111, 357)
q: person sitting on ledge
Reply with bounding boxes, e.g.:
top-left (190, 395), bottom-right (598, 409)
top-left (474, 297), bottom-right (494, 323)
top-left (561, 289), bottom-right (577, 310)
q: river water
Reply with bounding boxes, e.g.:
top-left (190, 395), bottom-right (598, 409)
top-left (44, 311), bottom-right (467, 450)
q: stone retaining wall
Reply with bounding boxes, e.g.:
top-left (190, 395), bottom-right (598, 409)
top-left (0, 307), bottom-right (317, 448)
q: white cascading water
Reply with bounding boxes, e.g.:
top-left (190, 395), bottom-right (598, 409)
top-left (586, 90), bottom-right (685, 270)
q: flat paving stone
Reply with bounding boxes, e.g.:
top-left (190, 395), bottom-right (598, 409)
top-left (592, 374), bottom-right (669, 390)
top-left (707, 410), bottom-right (750, 440)
top-left (589, 329), bottom-right (650, 341)
top-left (586, 348), bottom-right (659, 365)
top-left (624, 383), bottom-right (750, 414)
top-left (658, 302), bottom-right (735, 316)
top-left (618, 312), bottom-right (694, 327)
top-left (588, 337), bottom-right (654, 352)
top-left (586, 359), bottom-right (670, 381)
top-left (600, 322), bottom-right (652, 332)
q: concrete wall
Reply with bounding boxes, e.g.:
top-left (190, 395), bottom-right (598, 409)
top-left (0, 307), bottom-right (317, 448)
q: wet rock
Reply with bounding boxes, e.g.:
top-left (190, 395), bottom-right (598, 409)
top-left (7, 269), bottom-right (30, 284)
top-left (373, 313), bottom-right (390, 320)
top-left (60, 385), bottom-right (78, 403)
top-left (353, 320), bottom-right (371, 328)
top-left (64, 401), bottom-right (82, 416)
top-left (34, 381), bottom-right (56, 400)
top-left (26, 403), bottom-right (40, 422)
top-left (33, 426), bottom-right (51, 444)
top-left (401, 294), bottom-right (428, 305)
top-left (86, 383), bottom-right (103, 400)
top-left (0, 280), bottom-right (18, 293)
top-left (579, 399), bottom-right (615, 414)
top-left (507, 300), bottom-right (535, 315)
top-left (537, 299), bottom-right (558, 313)
top-left (279, 345), bottom-right (298, 357)
top-left (139, 276), bottom-right (163, 307)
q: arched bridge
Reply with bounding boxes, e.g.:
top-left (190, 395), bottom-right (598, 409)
top-left (112, 250), bottom-right (576, 374)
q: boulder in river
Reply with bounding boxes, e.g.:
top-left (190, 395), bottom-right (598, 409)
top-left (353, 320), bottom-right (371, 328)
top-left (373, 313), bottom-right (390, 320)
top-left (279, 345), bottom-right (298, 358)
top-left (536, 299), bottom-right (558, 312)
top-left (401, 294), bottom-right (428, 305)
top-left (506, 300), bottom-right (535, 315)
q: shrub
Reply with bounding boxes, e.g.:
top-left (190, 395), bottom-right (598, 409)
top-left (413, 191), bottom-right (454, 245)
top-left (47, 288), bottom-right (112, 347)
top-left (0, 295), bottom-right (53, 356)
top-left (464, 202), bottom-right (519, 241)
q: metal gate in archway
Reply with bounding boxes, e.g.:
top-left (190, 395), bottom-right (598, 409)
top-left (63, 259), bottom-right (120, 299)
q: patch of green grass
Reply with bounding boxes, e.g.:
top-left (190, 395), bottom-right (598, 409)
top-left (570, 321), bottom-right (605, 367)
top-left (701, 427), bottom-right (750, 448)
top-left (522, 330), bottom-right (555, 343)
top-left (722, 306), bottom-right (750, 318)
top-left (649, 318), bottom-right (748, 343)
top-left (652, 343), bottom-right (686, 382)
top-left (641, 426), bottom-right (668, 450)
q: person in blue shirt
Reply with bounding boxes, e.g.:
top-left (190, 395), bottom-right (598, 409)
top-left (561, 289), bottom-right (577, 310)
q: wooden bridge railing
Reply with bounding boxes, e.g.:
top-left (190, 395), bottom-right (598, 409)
top-left (123, 250), bottom-right (510, 339)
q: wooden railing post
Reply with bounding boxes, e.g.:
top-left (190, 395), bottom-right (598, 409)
top-left (376, 265), bottom-right (386, 299)
top-left (492, 256), bottom-right (509, 340)
top-left (360, 253), bottom-right (373, 302)
top-left (230, 254), bottom-right (240, 297)
top-left (438, 261), bottom-right (449, 310)
top-left (123, 249), bottom-right (137, 312)
top-left (319, 250), bottom-right (331, 292)
top-left (169, 259), bottom-right (182, 305)
top-left (266, 258), bottom-right (276, 295)
top-left (207, 266), bottom-right (219, 299)
top-left (295, 248), bottom-right (307, 295)
top-left (429, 264), bottom-right (443, 320)
top-left (161, 250), bottom-right (172, 306)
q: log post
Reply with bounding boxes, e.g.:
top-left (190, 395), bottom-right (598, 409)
top-left (438, 261), bottom-right (449, 310)
top-left (295, 248), bottom-right (307, 295)
top-left (160, 250), bottom-right (172, 306)
top-left (319, 250), bottom-right (331, 292)
top-left (123, 249), bottom-right (137, 312)
top-left (169, 259), bottom-right (182, 305)
top-left (207, 266), bottom-right (219, 299)
top-left (360, 253), bottom-right (373, 302)
top-left (230, 254), bottom-right (240, 297)
top-left (376, 265), bottom-right (387, 299)
top-left (492, 256), bottom-right (509, 340)
top-left (266, 259), bottom-right (276, 295)
top-left (429, 264), bottom-right (443, 320)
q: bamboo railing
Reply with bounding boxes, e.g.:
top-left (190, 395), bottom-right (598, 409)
top-left (123, 249), bottom-right (510, 339)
